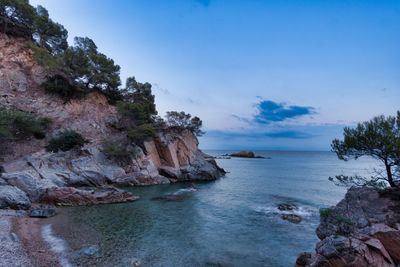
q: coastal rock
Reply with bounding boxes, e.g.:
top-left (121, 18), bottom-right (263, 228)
top-left (278, 203), bottom-right (297, 211)
top-left (78, 245), bottom-right (100, 257)
top-left (0, 185), bottom-right (31, 210)
top-left (297, 187), bottom-right (400, 266)
top-left (44, 187), bottom-right (139, 206)
top-left (0, 33), bottom-right (225, 210)
top-left (152, 184), bottom-right (199, 202)
top-left (226, 150), bottom-right (268, 159)
top-left (28, 205), bottom-right (56, 218)
top-left (281, 214), bottom-right (302, 224)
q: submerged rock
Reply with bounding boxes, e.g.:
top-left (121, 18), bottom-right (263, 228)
top-left (152, 185), bottom-right (199, 202)
top-left (296, 187), bottom-right (400, 266)
top-left (278, 203), bottom-right (297, 211)
top-left (78, 245), bottom-right (100, 257)
top-left (281, 214), bottom-right (302, 224)
top-left (28, 205), bottom-right (56, 218)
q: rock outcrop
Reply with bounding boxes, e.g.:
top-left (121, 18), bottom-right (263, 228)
top-left (225, 151), bottom-right (269, 159)
top-left (0, 130), bottom-right (225, 209)
top-left (0, 33), bottom-right (225, 209)
top-left (296, 187), bottom-right (400, 267)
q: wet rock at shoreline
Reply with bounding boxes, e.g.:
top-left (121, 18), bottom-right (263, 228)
top-left (28, 205), bottom-right (56, 218)
top-left (44, 187), bottom-right (139, 206)
top-left (278, 203), bottom-right (297, 211)
top-left (281, 214), bottom-right (302, 224)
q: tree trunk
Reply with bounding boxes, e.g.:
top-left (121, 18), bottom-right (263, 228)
top-left (385, 161), bottom-right (396, 187)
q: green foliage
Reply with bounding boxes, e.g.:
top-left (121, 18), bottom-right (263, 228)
top-left (336, 217), bottom-right (352, 225)
top-left (116, 101), bottom-right (150, 127)
top-left (62, 37), bottom-right (122, 102)
top-left (127, 124), bottom-right (156, 144)
top-left (121, 77), bottom-right (157, 116)
top-left (101, 141), bottom-right (140, 163)
top-left (331, 111), bottom-right (400, 187)
top-left (328, 175), bottom-right (386, 189)
top-left (46, 130), bottom-right (88, 152)
top-left (165, 111), bottom-right (205, 136)
top-left (0, 0), bottom-right (36, 38)
top-left (41, 74), bottom-right (85, 100)
top-left (33, 5), bottom-right (68, 55)
top-left (1, 1), bottom-right (68, 54)
top-left (24, 42), bottom-right (63, 73)
top-left (0, 107), bottom-right (52, 143)
top-left (319, 208), bottom-right (331, 219)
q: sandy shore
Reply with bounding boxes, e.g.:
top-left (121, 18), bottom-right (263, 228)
top-left (0, 209), bottom-right (62, 267)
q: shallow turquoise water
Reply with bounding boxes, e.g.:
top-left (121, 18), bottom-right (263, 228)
top-left (51, 151), bottom-right (378, 266)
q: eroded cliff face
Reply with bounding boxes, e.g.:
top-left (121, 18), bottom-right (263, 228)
top-left (0, 34), bottom-right (225, 209)
top-left (0, 33), bottom-right (120, 162)
top-left (296, 187), bottom-right (400, 267)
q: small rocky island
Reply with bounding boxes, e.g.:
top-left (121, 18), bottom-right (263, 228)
top-left (223, 150), bottom-right (271, 159)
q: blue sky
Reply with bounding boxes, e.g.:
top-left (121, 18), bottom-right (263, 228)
top-left (30, 0), bottom-right (400, 150)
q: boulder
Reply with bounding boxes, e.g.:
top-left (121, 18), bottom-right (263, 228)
top-left (44, 187), bottom-right (139, 206)
top-left (281, 214), bottom-right (302, 224)
top-left (0, 185), bottom-right (31, 210)
top-left (28, 205), bottom-right (56, 218)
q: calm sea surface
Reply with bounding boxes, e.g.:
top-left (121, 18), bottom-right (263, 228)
top-left (48, 151), bottom-right (379, 266)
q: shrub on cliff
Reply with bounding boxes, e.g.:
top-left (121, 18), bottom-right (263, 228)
top-left (116, 99), bottom-right (157, 146)
top-left (165, 111), bottom-right (205, 136)
top-left (101, 141), bottom-right (140, 165)
top-left (127, 124), bottom-right (156, 144)
top-left (331, 111), bottom-right (400, 188)
top-left (41, 74), bottom-right (86, 100)
top-left (0, 107), bottom-right (52, 142)
top-left (46, 130), bottom-right (88, 152)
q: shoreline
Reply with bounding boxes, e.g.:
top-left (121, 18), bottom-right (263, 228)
top-left (0, 209), bottom-right (62, 267)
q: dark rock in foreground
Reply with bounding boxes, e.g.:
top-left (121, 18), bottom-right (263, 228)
top-left (296, 187), bottom-right (400, 267)
top-left (28, 205), bottom-right (56, 218)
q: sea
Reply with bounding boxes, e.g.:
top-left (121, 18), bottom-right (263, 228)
top-left (45, 150), bottom-right (379, 267)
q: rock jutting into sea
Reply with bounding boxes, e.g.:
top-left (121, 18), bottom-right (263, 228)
top-left (0, 33), bottom-right (226, 210)
top-left (296, 186), bottom-right (400, 267)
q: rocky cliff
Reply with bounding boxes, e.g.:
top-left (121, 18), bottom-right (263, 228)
top-left (0, 33), bottom-right (225, 209)
top-left (296, 187), bottom-right (400, 267)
